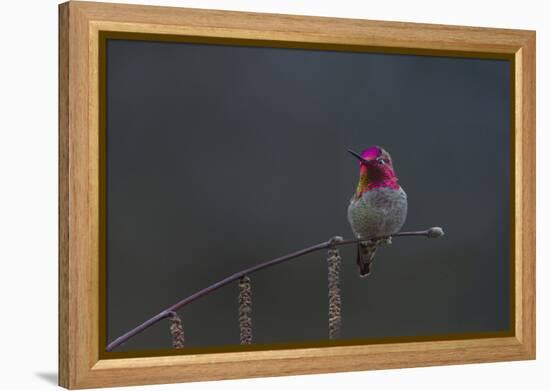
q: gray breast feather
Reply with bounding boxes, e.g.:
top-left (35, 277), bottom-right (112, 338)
top-left (347, 187), bottom-right (408, 239)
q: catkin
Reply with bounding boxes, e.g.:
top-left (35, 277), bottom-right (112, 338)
top-left (238, 275), bottom-right (252, 344)
top-left (169, 311), bottom-right (185, 349)
top-left (327, 245), bottom-right (342, 340)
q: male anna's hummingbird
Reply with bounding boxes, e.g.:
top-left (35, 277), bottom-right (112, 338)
top-left (347, 146), bottom-right (408, 277)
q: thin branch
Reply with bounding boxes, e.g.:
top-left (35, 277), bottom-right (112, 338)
top-left (105, 227), bottom-right (444, 352)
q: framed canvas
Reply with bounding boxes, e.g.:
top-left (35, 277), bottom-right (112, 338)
top-left (58, 1), bottom-right (536, 389)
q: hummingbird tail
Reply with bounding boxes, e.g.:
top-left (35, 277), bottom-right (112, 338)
top-left (356, 240), bottom-right (378, 278)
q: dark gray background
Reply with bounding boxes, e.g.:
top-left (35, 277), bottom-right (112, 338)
top-left (106, 39), bottom-right (510, 352)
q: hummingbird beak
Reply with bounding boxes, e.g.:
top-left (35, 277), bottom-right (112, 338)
top-left (347, 149), bottom-right (369, 165)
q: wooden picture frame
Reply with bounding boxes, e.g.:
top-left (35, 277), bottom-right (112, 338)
top-left (59, 1), bottom-right (535, 389)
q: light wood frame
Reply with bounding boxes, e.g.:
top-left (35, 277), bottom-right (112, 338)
top-left (59, 1), bottom-right (536, 389)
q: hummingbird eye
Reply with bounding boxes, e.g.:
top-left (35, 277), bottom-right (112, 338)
top-left (377, 158), bottom-right (386, 165)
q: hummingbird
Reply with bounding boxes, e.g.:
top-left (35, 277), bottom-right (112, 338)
top-left (347, 146), bottom-right (408, 277)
